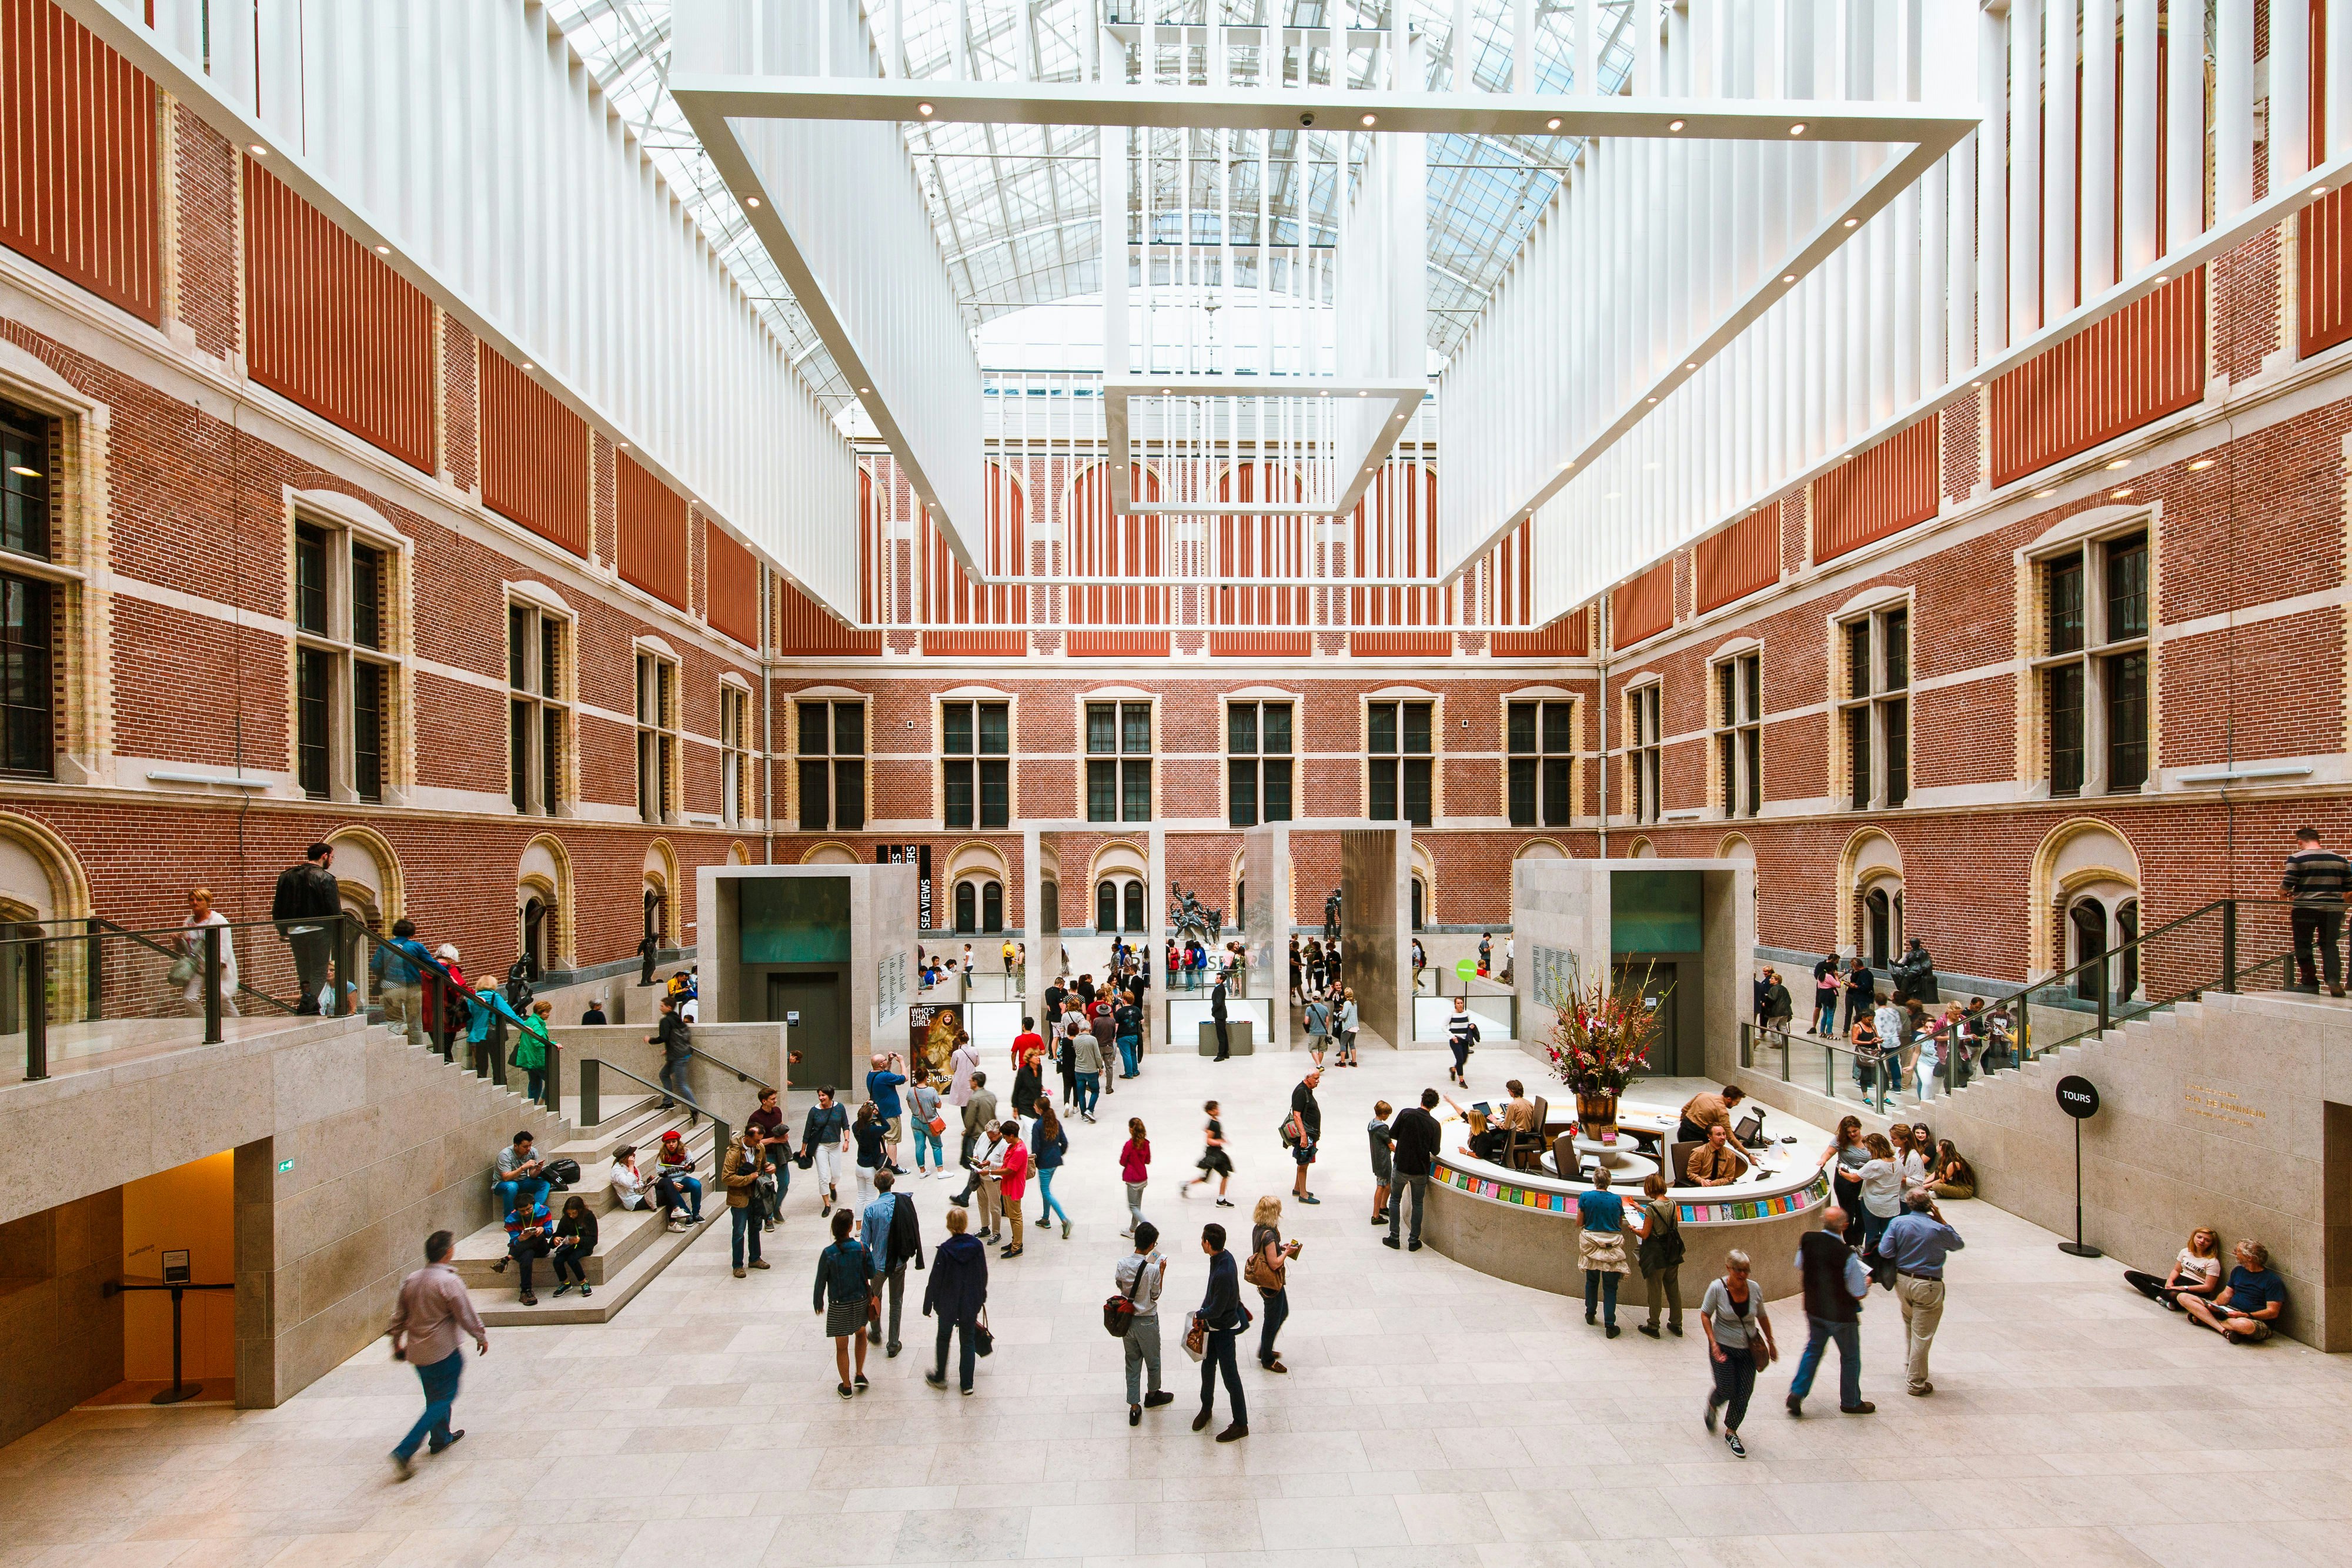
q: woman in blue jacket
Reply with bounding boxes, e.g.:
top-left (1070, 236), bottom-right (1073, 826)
top-left (922, 1206), bottom-right (990, 1393)
top-left (1031, 1103), bottom-right (1071, 1239)
top-left (812, 1208), bottom-right (875, 1399)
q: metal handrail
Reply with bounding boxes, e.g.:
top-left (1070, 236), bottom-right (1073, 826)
top-left (578, 1057), bottom-right (728, 1166)
top-left (686, 1044), bottom-right (773, 1095)
top-left (86, 916), bottom-right (299, 1017)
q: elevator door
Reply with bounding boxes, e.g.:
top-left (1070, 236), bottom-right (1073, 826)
top-left (1614, 961), bottom-right (1685, 1076)
top-left (769, 971), bottom-right (846, 1091)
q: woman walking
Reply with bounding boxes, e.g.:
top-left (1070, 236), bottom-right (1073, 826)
top-left (1824, 1115), bottom-right (1868, 1245)
top-left (803, 1086), bottom-right (850, 1217)
top-left (813, 1207), bottom-right (876, 1399)
top-left (1575, 1167), bottom-right (1629, 1336)
top-left (177, 886), bottom-right (238, 1016)
top-left (909, 1073), bottom-right (945, 1178)
top-left (1181, 1100), bottom-right (1234, 1206)
top-left (1700, 1249), bottom-right (1776, 1457)
top-left (1118, 1118), bottom-right (1152, 1238)
top-left (923, 1206), bottom-right (988, 1393)
top-left (1033, 1102), bottom-right (1072, 1238)
top-left (513, 999), bottom-right (554, 1104)
top-left (1632, 1171), bottom-right (1683, 1338)
top-left (1248, 1195), bottom-right (1299, 1374)
top-left (1335, 988), bottom-right (1361, 1068)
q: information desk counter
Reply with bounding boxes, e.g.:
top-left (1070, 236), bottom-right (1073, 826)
top-left (1424, 1124), bottom-right (1832, 1303)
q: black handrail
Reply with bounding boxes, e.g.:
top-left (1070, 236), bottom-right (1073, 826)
top-left (686, 1044), bottom-right (773, 1095)
top-left (577, 1058), bottom-right (727, 1168)
top-left (86, 915), bottom-right (299, 1018)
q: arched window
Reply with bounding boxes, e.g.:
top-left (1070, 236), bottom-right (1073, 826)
top-left (981, 880), bottom-right (1003, 932)
top-left (1040, 880), bottom-right (1060, 934)
top-left (954, 880), bottom-right (978, 934)
top-left (1097, 880), bottom-right (1118, 932)
top-left (1122, 880), bottom-right (1145, 932)
top-left (1411, 876), bottom-right (1426, 932)
top-left (520, 897), bottom-right (549, 977)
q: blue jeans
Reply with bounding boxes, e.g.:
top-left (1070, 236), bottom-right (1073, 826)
top-left (658, 1175), bottom-right (703, 1221)
top-left (914, 1123), bottom-right (944, 1169)
top-left (1077, 1072), bottom-right (1101, 1114)
top-left (660, 1054), bottom-right (691, 1104)
top-left (730, 1205), bottom-right (761, 1268)
top-left (1789, 1315), bottom-right (1863, 1409)
top-left (1117, 1036), bottom-right (1140, 1076)
top-left (1584, 1268), bottom-right (1620, 1326)
top-left (1037, 1166), bottom-right (1070, 1226)
top-left (1860, 1206), bottom-right (1893, 1259)
top-left (493, 1177), bottom-right (548, 1213)
top-left (392, 1348), bottom-right (463, 1460)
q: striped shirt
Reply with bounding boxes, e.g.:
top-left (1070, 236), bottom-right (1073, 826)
top-left (1448, 1012), bottom-right (1479, 1050)
top-left (2284, 848), bottom-right (2351, 908)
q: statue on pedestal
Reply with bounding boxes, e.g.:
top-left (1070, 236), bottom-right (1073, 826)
top-left (1322, 888), bottom-right (1342, 945)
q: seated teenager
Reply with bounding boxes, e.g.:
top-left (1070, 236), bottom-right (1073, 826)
top-left (2124, 1226), bottom-right (2223, 1312)
top-left (653, 1129), bottom-right (703, 1230)
top-left (2181, 1239), bottom-right (2284, 1341)
top-left (550, 1195), bottom-right (598, 1299)
top-left (503, 1193), bottom-right (554, 1306)
top-left (1927, 1139), bottom-right (1977, 1200)
top-left (610, 1145), bottom-right (652, 1211)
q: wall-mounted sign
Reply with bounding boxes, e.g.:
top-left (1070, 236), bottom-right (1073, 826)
top-left (276, 1158), bottom-right (295, 1174)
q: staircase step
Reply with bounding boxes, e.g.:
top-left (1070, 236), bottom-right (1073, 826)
top-left (472, 1211), bottom-right (719, 1326)
top-left (449, 1199), bottom-right (697, 1287)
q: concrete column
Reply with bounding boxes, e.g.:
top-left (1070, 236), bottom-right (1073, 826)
top-left (1022, 825), bottom-right (1045, 1029)
top-left (1242, 824), bottom-right (1291, 1051)
top-left (1147, 824), bottom-right (1167, 1051)
top-left (1339, 824), bottom-right (1412, 1048)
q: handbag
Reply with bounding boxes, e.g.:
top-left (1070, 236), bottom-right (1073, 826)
top-left (973, 1308), bottom-right (994, 1357)
top-left (795, 1148), bottom-right (814, 1170)
top-left (166, 954), bottom-right (198, 987)
top-left (928, 1114), bottom-right (948, 1136)
top-left (1103, 1258), bottom-right (1144, 1338)
top-left (1241, 1248), bottom-right (1284, 1292)
top-left (1182, 1314), bottom-right (1206, 1362)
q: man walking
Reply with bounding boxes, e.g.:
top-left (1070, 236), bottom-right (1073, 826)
top-left (649, 995), bottom-right (694, 1116)
top-left (1116, 1221), bottom-right (1173, 1425)
top-left (386, 1230), bottom-right (486, 1477)
top-left (2284, 825), bottom-right (2350, 997)
top-left (270, 841), bottom-right (340, 1014)
top-left (1286, 1068), bottom-right (1323, 1205)
top-left (1385, 1089), bottom-right (1442, 1251)
top-left (863, 1169), bottom-right (924, 1356)
top-left (1785, 1206), bottom-right (1874, 1417)
top-left (720, 1126), bottom-right (771, 1279)
top-left (953, 1072), bottom-right (998, 1198)
top-left (1877, 1189), bottom-right (1964, 1396)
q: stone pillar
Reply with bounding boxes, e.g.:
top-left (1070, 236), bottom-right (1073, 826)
top-left (1242, 824), bottom-right (1291, 1051)
top-left (1339, 824), bottom-right (1412, 1048)
top-left (232, 1135), bottom-right (282, 1408)
top-left (1022, 825), bottom-right (1045, 1029)
top-left (1147, 823), bottom-right (1167, 1052)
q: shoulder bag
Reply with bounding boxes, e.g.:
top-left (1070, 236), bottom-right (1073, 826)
top-left (1638, 1200), bottom-right (1685, 1271)
top-left (973, 1307), bottom-right (994, 1358)
top-left (1102, 1260), bottom-right (1143, 1338)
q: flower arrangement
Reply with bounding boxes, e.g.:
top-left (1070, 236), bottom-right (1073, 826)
top-left (1536, 963), bottom-right (1668, 1098)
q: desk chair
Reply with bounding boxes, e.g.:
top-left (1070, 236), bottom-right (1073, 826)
top-left (1669, 1139), bottom-right (1702, 1188)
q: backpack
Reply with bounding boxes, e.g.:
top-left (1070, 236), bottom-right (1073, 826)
top-left (543, 1157), bottom-right (582, 1188)
top-left (1637, 1200), bottom-right (1685, 1271)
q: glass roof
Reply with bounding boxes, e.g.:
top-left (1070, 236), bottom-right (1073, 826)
top-left (547, 2), bottom-right (1652, 392)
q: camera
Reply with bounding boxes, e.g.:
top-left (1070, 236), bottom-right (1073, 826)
top-left (1299, 111), bottom-right (1315, 127)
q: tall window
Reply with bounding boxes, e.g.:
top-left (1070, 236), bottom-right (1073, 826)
top-left (943, 699), bottom-right (1010, 829)
top-left (1626, 684), bottom-right (1663, 823)
top-left (291, 517), bottom-right (397, 802)
top-left (1085, 700), bottom-right (1152, 823)
top-left (1837, 606), bottom-right (1910, 810)
top-left (719, 684), bottom-right (752, 828)
top-left (506, 603), bottom-right (567, 815)
top-left (2037, 531), bottom-right (2150, 797)
top-left (1712, 652), bottom-right (1763, 817)
top-left (1507, 699), bottom-right (1575, 827)
top-left (796, 698), bottom-right (866, 831)
top-left (635, 650), bottom-right (679, 824)
top-left (1227, 700), bottom-right (1294, 826)
top-left (955, 877), bottom-right (1004, 934)
top-left (0, 404), bottom-right (54, 778)
top-left (1367, 698), bottom-right (1434, 826)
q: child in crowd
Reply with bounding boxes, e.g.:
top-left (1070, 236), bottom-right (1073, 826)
top-left (1368, 1100), bottom-right (1394, 1227)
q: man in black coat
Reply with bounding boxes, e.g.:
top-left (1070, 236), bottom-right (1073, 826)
top-left (1210, 978), bottom-right (1230, 1061)
top-left (270, 841), bottom-right (340, 1014)
top-left (922, 1206), bottom-right (988, 1393)
top-left (1385, 1089), bottom-right (1443, 1252)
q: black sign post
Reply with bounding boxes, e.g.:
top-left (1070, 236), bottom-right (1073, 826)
top-left (2054, 1074), bottom-right (2102, 1258)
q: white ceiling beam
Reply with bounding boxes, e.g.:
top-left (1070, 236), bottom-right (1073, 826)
top-left (667, 73), bottom-right (1981, 143)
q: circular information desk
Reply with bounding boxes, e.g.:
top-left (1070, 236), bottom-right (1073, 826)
top-left (1424, 1102), bottom-right (1833, 1303)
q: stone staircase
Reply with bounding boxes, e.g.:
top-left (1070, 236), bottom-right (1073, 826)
top-left (453, 1086), bottom-right (727, 1328)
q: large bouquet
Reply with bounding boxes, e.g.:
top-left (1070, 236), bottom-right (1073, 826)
top-left (1536, 965), bottom-right (1666, 1096)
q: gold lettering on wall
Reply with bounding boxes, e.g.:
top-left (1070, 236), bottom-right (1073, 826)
top-left (2184, 1083), bottom-right (2267, 1130)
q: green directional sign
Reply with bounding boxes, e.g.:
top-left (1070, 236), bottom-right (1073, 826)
top-left (1455, 958), bottom-right (1477, 982)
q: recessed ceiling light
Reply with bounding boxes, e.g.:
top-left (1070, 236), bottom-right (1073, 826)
top-left (2151, 272), bottom-right (2167, 282)
top-left (1358, 390), bottom-right (1367, 396)
top-left (1546, 116), bottom-right (1562, 130)
top-left (1843, 218), bottom-right (1859, 228)
top-left (1161, 388), bottom-right (1172, 394)
top-left (521, 362), bottom-right (533, 370)
top-left (249, 144), bottom-right (267, 156)
top-left (2111, 487), bottom-right (2134, 498)
top-left (1361, 113), bottom-right (1377, 128)
top-left (7, 466), bottom-right (38, 479)
top-left (618, 442), bottom-right (629, 449)
top-left (2104, 458), bottom-right (2130, 469)
top-left (2189, 457), bottom-right (2217, 470)
top-left (375, 244), bottom-right (390, 253)
top-left (1789, 123), bottom-right (1807, 136)
top-left (1685, 362), bottom-right (1697, 370)
top-left (745, 196), bottom-right (761, 208)
top-left (917, 102), bottom-right (934, 116)
top-left (1668, 119), bottom-right (1685, 132)
top-left (1645, 396), bottom-right (1657, 403)
top-left (2034, 488), bottom-right (2057, 497)
top-left (1969, 380), bottom-right (1983, 388)
top-left (2316, 186), bottom-right (2331, 196)
top-left (859, 387), bottom-right (871, 395)
top-left (1782, 273), bottom-right (1797, 283)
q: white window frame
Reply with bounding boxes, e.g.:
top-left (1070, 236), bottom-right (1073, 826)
top-left (1083, 694), bottom-right (1156, 825)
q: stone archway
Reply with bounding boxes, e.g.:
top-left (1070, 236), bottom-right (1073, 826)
top-left (642, 839), bottom-right (681, 948)
top-left (517, 834), bottom-right (574, 974)
top-left (324, 824), bottom-right (403, 932)
top-left (1835, 827), bottom-right (1903, 965)
top-left (2030, 818), bottom-right (2143, 991)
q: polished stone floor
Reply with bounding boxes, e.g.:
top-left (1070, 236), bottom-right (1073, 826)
top-left (5, 1046), bottom-right (2349, 1568)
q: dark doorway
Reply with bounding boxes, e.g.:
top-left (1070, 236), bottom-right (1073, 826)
top-left (1613, 961), bottom-right (1688, 1076)
top-left (1122, 880), bottom-right (1145, 932)
top-left (956, 881), bottom-right (977, 934)
top-left (1096, 880), bottom-right (1117, 932)
top-left (1866, 888), bottom-right (1893, 969)
top-left (520, 897), bottom-right (549, 975)
top-left (1411, 877), bottom-right (1425, 932)
top-left (1040, 880), bottom-right (1059, 935)
top-left (981, 881), bottom-right (1003, 932)
top-left (2071, 900), bottom-right (2107, 1002)
top-left (768, 971), bottom-right (846, 1091)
